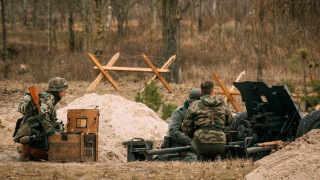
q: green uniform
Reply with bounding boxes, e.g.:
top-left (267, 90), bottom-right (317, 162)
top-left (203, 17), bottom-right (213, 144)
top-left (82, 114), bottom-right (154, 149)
top-left (169, 105), bottom-right (192, 147)
top-left (182, 95), bottom-right (233, 157)
top-left (153, 101), bottom-right (197, 162)
top-left (14, 92), bottom-right (61, 149)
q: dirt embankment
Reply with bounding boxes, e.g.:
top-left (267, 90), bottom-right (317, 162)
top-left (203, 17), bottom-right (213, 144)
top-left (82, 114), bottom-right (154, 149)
top-left (246, 129), bottom-right (320, 180)
top-left (56, 93), bottom-right (168, 162)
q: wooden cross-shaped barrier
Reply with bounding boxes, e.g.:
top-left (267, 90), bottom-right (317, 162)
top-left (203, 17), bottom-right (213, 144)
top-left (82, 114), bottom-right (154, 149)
top-left (88, 53), bottom-right (175, 93)
top-left (213, 72), bottom-right (242, 112)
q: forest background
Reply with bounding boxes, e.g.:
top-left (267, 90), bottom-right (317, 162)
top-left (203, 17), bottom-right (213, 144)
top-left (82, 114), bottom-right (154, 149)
top-left (1, 0), bottom-right (320, 91)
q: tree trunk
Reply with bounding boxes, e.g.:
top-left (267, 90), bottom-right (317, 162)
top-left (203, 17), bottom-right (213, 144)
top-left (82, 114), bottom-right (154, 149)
top-left (111, 0), bottom-right (129, 41)
top-left (23, 0), bottom-right (28, 30)
top-left (257, 0), bottom-right (264, 81)
top-left (252, 0), bottom-right (255, 47)
top-left (150, 0), bottom-right (157, 42)
top-left (48, 0), bottom-right (52, 56)
top-left (1, 0), bottom-right (8, 79)
top-left (189, 0), bottom-right (195, 36)
top-left (218, 0), bottom-right (222, 44)
top-left (8, 0), bottom-right (16, 34)
top-left (32, 0), bottom-right (38, 30)
top-left (234, 0), bottom-right (239, 46)
top-left (161, 0), bottom-right (180, 83)
top-left (198, 0), bottom-right (202, 33)
top-left (93, 0), bottom-right (104, 56)
top-left (105, 0), bottom-right (112, 32)
top-left (67, 1), bottom-right (75, 53)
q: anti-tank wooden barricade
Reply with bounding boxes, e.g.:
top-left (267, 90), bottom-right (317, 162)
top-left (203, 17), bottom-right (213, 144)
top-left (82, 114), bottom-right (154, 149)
top-left (87, 53), bottom-right (175, 93)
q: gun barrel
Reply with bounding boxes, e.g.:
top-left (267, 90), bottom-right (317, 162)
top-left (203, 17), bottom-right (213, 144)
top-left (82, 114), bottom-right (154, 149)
top-left (146, 146), bottom-right (191, 155)
top-left (247, 145), bottom-right (276, 154)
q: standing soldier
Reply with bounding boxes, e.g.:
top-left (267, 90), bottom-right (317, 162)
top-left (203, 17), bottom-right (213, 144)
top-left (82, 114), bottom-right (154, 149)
top-left (14, 77), bottom-right (68, 161)
top-left (182, 81), bottom-right (233, 161)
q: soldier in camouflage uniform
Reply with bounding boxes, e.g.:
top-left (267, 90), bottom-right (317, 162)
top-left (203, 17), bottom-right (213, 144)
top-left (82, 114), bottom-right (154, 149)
top-left (182, 81), bottom-right (233, 161)
top-left (14, 77), bottom-right (68, 153)
top-left (153, 89), bottom-right (201, 162)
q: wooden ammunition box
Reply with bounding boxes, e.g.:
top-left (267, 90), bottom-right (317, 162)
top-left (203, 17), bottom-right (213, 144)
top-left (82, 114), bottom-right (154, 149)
top-left (66, 109), bottom-right (99, 134)
top-left (48, 133), bottom-right (98, 162)
top-left (48, 109), bottom-right (99, 162)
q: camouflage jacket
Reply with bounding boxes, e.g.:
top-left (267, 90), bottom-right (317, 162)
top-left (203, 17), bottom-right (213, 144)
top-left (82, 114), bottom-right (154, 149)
top-left (182, 95), bottom-right (233, 144)
top-left (168, 103), bottom-right (192, 147)
top-left (18, 92), bottom-right (58, 137)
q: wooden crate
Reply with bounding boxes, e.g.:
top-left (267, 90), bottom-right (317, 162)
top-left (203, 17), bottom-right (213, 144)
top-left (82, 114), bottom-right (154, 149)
top-left (48, 133), bottom-right (98, 162)
top-left (66, 109), bottom-right (99, 134)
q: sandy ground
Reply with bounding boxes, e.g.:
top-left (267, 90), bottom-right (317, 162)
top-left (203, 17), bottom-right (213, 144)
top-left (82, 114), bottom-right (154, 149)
top-left (246, 129), bottom-right (320, 180)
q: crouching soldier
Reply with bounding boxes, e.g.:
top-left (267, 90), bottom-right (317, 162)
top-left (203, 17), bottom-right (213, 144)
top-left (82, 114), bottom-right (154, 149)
top-left (13, 77), bottom-right (68, 161)
top-left (153, 89), bottom-right (201, 162)
top-left (182, 81), bottom-right (233, 161)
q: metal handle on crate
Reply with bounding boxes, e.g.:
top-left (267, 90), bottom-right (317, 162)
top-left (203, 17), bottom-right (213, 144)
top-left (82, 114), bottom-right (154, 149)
top-left (130, 138), bottom-right (150, 152)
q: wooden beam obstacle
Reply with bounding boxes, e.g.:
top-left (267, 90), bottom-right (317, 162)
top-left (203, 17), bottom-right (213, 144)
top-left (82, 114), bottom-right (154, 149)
top-left (213, 72), bottom-right (242, 112)
top-left (87, 53), bottom-right (175, 93)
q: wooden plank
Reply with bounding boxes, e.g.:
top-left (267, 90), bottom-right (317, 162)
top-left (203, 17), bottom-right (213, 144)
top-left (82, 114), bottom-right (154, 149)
top-left (225, 71), bottom-right (246, 103)
top-left (140, 55), bottom-right (176, 93)
top-left (213, 72), bottom-right (242, 112)
top-left (93, 66), bottom-right (171, 73)
top-left (88, 52), bottom-right (120, 92)
top-left (142, 54), bottom-right (174, 93)
top-left (88, 53), bottom-right (121, 91)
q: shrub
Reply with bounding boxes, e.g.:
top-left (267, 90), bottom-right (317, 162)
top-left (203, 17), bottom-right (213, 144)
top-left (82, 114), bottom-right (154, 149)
top-left (280, 79), bottom-right (296, 93)
top-left (301, 79), bottom-right (320, 111)
top-left (135, 81), bottom-right (163, 112)
top-left (162, 103), bottom-right (178, 120)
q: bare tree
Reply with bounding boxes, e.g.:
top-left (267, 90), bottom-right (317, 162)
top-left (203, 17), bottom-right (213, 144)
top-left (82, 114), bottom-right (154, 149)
top-left (66, 0), bottom-right (75, 53)
top-left (111, 0), bottom-right (130, 40)
top-left (218, 0), bottom-right (222, 44)
top-left (48, 0), bottom-right (52, 56)
top-left (1, 0), bottom-right (8, 78)
top-left (23, 0), bottom-right (28, 29)
top-left (7, 0), bottom-right (16, 34)
top-left (198, 0), bottom-right (202, 33)
top-left (257, 0), bottom-right (265, 81)
top-left (93, 0), bottom-right (104, 56)
top-left (161, 0), bottom-right (180, 83)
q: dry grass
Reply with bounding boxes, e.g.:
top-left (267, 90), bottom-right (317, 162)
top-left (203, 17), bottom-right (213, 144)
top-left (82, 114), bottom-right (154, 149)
top-left (0, 160), bottom-right (255, 180)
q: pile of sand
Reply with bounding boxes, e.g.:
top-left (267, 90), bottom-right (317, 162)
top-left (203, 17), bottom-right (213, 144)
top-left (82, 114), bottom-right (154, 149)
top-left (246, 129), bottom-right (320, 180)
top-left (56, 93), bottom-right (168, 162)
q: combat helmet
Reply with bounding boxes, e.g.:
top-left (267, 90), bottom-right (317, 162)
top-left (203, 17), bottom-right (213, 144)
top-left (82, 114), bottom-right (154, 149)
top-left (47, 77), bottom-right (68, 91)
top-left (188, 88), bottom-right (202, 103)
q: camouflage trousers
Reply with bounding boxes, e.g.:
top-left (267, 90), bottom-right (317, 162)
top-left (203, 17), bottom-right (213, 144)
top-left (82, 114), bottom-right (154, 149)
top-left (14, 121), bottom-right (48, 150)
top-left (191, 141), bottom-right (226, 159)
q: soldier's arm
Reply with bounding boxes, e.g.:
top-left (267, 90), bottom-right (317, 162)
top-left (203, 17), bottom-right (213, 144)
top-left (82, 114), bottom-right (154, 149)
top-left (169, 107), bottom-right (191, 146)
top-left (182, 109), bottom-right (195, 138)
top-left (38, 98), bottom-right (55, 136)
top-left (225, 106), bottom-right (234, 126)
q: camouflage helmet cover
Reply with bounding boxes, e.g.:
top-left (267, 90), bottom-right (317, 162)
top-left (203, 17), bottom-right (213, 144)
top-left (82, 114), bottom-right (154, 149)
top-left (188, 88), bottom-right (202, 103)
top-left (47, 77), bottom-right (68, 91)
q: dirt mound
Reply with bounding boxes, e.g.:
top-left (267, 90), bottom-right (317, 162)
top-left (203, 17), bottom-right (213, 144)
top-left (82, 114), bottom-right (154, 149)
top-left (246, 129), bottom-right (320, 180)
top-left (56, 93), bottom-right (168, 162)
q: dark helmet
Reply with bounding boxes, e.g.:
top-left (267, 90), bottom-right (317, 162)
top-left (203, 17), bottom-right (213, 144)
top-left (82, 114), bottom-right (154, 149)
top-left (47, 77), bottom-right (68, 91)
top-left (188, 89), bottom-right (202, 103)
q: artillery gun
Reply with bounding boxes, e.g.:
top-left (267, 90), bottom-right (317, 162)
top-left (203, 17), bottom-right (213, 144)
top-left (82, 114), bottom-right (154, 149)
top-left (124, 81), bottom-right (320, 161)
top-left (227, 81), bottom-right (320, 160)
